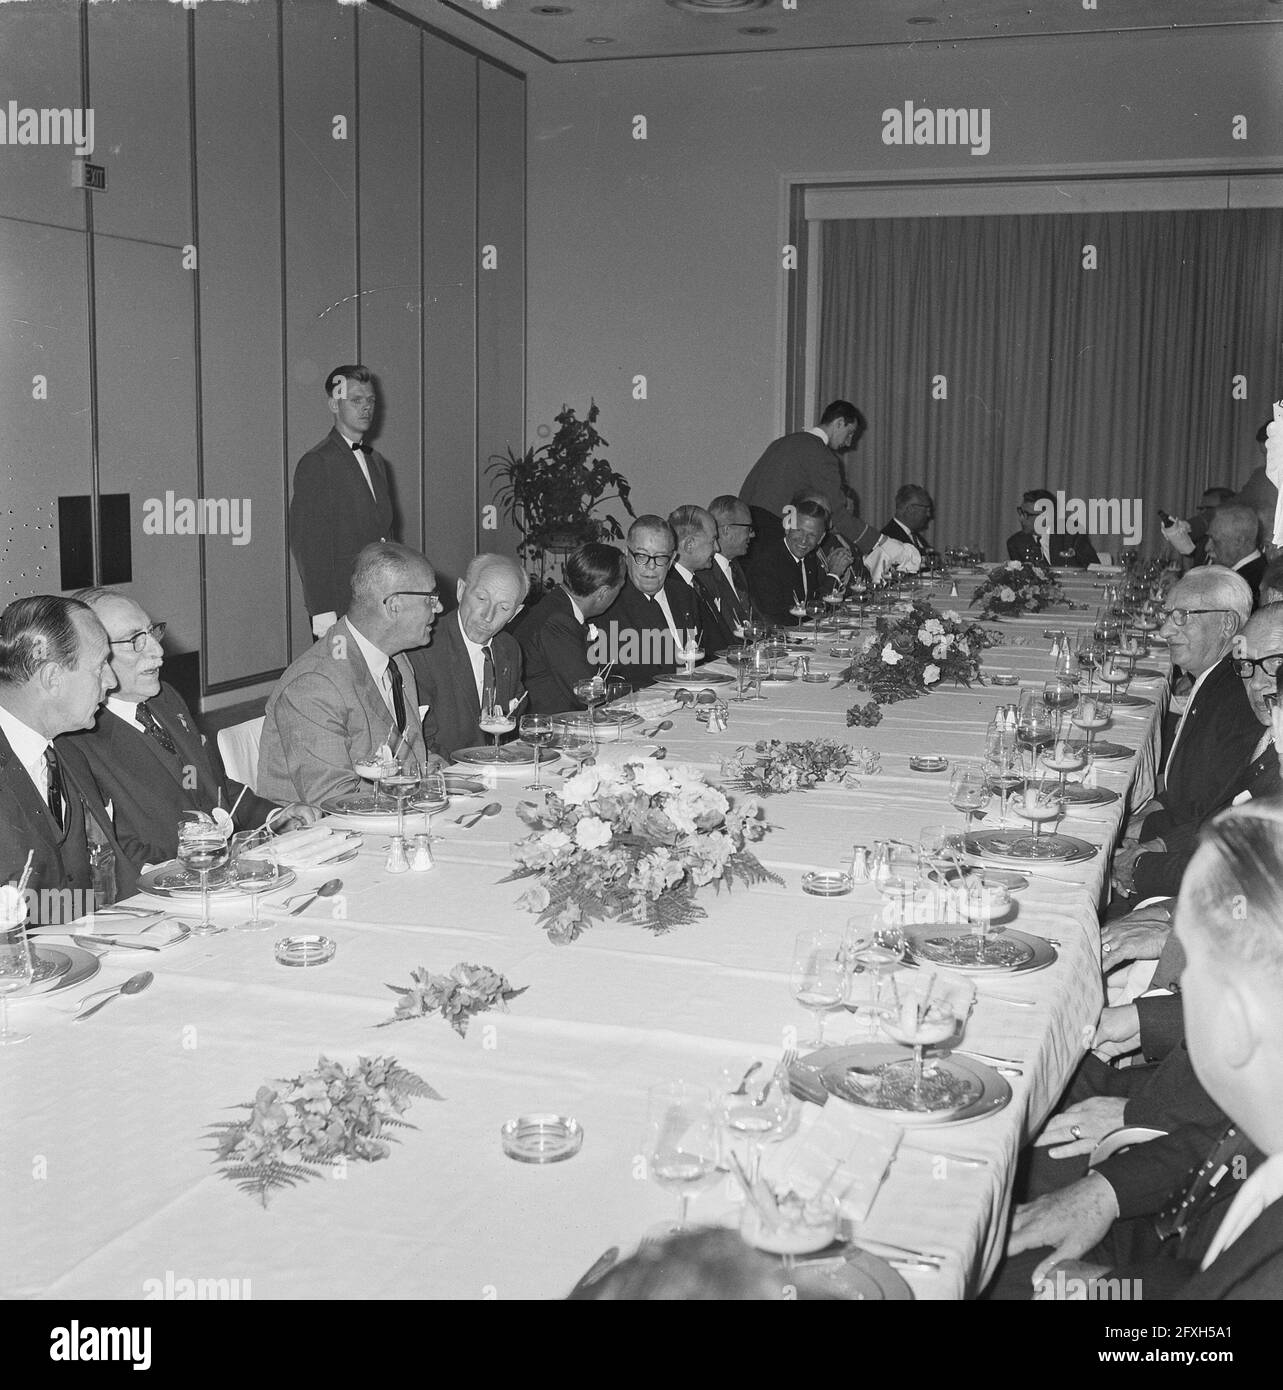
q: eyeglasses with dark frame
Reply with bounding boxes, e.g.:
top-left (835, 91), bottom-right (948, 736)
top-left (1160, 608), bottom-right (1231, 627)
top-left (108, 622), bottom-right (167, 652)
top-left (628, 550), bottom-right (675, 568)
top-left (384, 590), bottom-right (443, 609)
top-left (1233, 653), bottom-right (1283, 680)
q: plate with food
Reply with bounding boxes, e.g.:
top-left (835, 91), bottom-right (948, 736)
top-left (904, 924), bottom-right (1056, 975)
top-left (800, 1043), bottom-right (1011, 1127)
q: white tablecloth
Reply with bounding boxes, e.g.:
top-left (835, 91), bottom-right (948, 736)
top-left (2, 577), bottom-right (1168, 1301)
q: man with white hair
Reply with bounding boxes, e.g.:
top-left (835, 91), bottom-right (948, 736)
top-left (1205, 502), bottom-right (1266, 604)
top-left (410, 552), bottom-right (527, 759)
top-left (665, 505), bottom-right (734, 656)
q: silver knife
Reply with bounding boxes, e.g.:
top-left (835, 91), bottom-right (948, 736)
top-left (77, 935), bottom-right (162, 952)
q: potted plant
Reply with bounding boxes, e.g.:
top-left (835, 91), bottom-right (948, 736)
top-left (488, 402), bottom-right (635, 584)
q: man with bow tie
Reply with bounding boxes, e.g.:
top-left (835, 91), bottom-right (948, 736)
top-left (289, 365), bottom-right (397, 638)
top-left (511, 544), bottom-right (625, 715)
top-left (64, 589), bottom-right (317, 874)
top-left (0, 595), bottom-right (133, 924)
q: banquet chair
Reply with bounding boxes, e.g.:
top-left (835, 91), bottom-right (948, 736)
top-left (217, 717), bottom-right (265, 793)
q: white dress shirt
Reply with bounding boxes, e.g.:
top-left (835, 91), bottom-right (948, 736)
top-left (0, 703), bottom-right (55, 809)
top-left (1201, 1151), bottom-right (1283, 1269)
top-left (346, 620), bottom-right (401, 730)
top-left (340, 432), bottom-right (377, 501)
top-left (651, 588), bottom-right (684, 650)
top-left (454, 612), bottom-right (494, 706)
top-left (106, 696), bottom-right (144, 734)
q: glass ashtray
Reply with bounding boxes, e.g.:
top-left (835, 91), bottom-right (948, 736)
top-left (801, 870), bottom-right (853, 897)
top-left (909, 755), bottom-right (949, 773)
top-left (501, 1113), bottom-right (583, 1164)
top-left (274, 934), bottom-right (336, 967)
top-left (991, 673), bottom-right (1020, 686)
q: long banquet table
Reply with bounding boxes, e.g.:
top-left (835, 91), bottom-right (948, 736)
top-left (3, 572), bottom-right (1169, 1301)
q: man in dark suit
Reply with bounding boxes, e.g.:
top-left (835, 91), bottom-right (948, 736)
top-left (258, 543), bottom-right (437, 804)
top-left (1112, 568), bottom-right (1259, 903)
top-left (664, 505), bottom-right (735, 657)
top-left (411, 553), bottom-right (527, 759)
top-left (64, 589), bottom-right (317, 874)
top-left (0, 595), bottom-right (134, 924)
top-left (289, 365), bottom-right (397, 637)
top-left (1007, 488), bottom-right (1099, 568)
top-left (1206, 502), bottom-right (1266, 604)
top-left (742, 498), bottom-right (833, 626)
top-left (510, 545), bottom-right (625, 716)
top-left (881, 484), bottom-right (939, 564)
top-left (599, 516), bottom-right (683, 689)
top-left (700, 496), bottom-right (756, 636)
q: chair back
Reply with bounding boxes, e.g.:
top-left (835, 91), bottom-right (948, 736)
top-left (217, 716), bottom-right (265, 793)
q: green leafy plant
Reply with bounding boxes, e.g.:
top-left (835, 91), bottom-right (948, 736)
top-left (379, 963), bottom-right (527, 1034)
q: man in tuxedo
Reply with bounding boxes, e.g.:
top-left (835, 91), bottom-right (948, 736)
top-left (64, 589), bottom-right (317, 874)
top-left (881, 484), bottom-right (939, 563)
top-left (1007, 488), bottom-right (1099, 568)
top-left (0, 595), bottom-right (134, 924)
top-left (289, 365), bottom-right (397, 638)
top-left (258, 543), bottom-right (436, 804)
top-left (1206, 503), bottom-right (1266, 603)
top-left (699, 497), bottom-right (755, 636)
top-left (599, 516), bottom-right (684, 689)
top-left (742, 498), bottom-right (832, 625)
top-left (412, 553), bottom-right (527, 758)
top-left (664, 506), bottom-right (735, 657)
top-left (1111, 567), bottom-right (1258, 903)
top-left (511, 545), bottom-right (625, 715)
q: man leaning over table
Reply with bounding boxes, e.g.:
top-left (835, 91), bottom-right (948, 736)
top-left (410, 553), bottom-right (527, 759)
top-left (257, 543), bottom-right (437, 806)
top-left (63, 588), bottom-right (318, 874)
top-left (0, 595), bottom-right (135, 923)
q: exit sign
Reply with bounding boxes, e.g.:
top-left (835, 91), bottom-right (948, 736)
top-left (72, 161), bottom-right (106, 191)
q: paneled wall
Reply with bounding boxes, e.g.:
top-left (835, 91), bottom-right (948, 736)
top-left (0, 0), bottom-right (525, 701)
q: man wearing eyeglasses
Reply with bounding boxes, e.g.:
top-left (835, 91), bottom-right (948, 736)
top-left (881, 484), bottom-right (940, 564)
top-left (64, 589), bottom-right (318, 873)
top-left (1007, 489), bottom-right (1099, 568)
top-left (698, 497), bottom-right (756, 636)
top-left (599, 516), bottom-right (685, 687)
top-left (1110, 567), bottom-right (1258, 904)
top-left (258, 542), bottom-right (436, 805)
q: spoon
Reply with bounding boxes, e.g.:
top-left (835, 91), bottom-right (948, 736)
top-left (288, 878), bottom-right (343, 917)
top-left (74, 970), bottom-right (153, 1022)
top-left (645, 719), bottom-right (673, 738)
top-left (456, 802), bottom-right (502, 829)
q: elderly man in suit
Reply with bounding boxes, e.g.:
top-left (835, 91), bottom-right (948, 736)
top-left (664, 505), bottom-right (735, 658)
top-left (599, 516), bottom-right (685, 689)
top-left (1205, 503), bottom-right (1266, 604)
top-left (1007, 488), bottom-right (1099, 568)
top-left (0, 595), bottom-right (134, 924)
top-left (64, 589), bottom-right (317, 874)
top-left (411, 553), bottom-right (528, 759)
top-left (289, 365), bottom-right (397, 638)
top-left (699, 496), bottom-right (755, 635)
top-left (742, 498), bottom-right (833, 626)
top-left (258, 543), bottom-right (437, 804)
top-left (511, 544), bottom-right (625, 715)
top-left (881, 484), bottom-right (939, 563)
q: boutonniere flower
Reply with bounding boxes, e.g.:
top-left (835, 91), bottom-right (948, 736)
top-left (586, 623), bottom-right (600, 643)
top-left (176, 711), bottom-right (190, 732)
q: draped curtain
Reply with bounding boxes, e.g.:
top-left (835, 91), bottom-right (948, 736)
top-left (815, 210), bottom-right (1283, 560)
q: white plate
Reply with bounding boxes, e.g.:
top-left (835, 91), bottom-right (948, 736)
top-left (8, 944), bottom-right (101, 1001)
top-left (139, 859), bottom-right (297, 901)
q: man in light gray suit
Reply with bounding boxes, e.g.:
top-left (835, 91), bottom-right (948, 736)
top-left (257, 543), bottom-right (440, 805)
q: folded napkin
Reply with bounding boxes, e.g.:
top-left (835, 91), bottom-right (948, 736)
top-left (609, 696), bottom-right (682, 720)
top-left (760, 1104), bottom-right (900, 1224)
top-left (269, 826), bottom-right (355, 868)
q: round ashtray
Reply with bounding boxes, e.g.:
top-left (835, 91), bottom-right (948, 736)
top-left (274, 934), bottom-right (336, 967)
top-left (909, 755), bottom-right (949, 773)
top-left (991, 673), bottom-right (1020, 686)
top-left (801, 673), bottom-right (830, 684)
top-left (501, 1113), bottom-right (584, 1164)
top-left (801, 870), bottom-right (853, 897)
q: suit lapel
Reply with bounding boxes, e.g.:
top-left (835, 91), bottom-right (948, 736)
top-left (0, 730), bottom-right (61, 854)
top-left (104, 706), bottom-right (188, 792)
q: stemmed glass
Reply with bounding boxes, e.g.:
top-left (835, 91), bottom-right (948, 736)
top-left (726, 644), bottom-right (754, 702)
top-left (949, 760), bottom-right (991, 834)
top-left (1012, 783), bottom-right (1066, 856)
top-left (416, 770), bottom-right (447, 841)
top-left (520, 714), bottom-right (554, 791)
top-left (228, 826), bottom-right (281, 931)
top-left (842, 921), bottom-right (906, 1040)
top-left (746, 643), bottom-right (770, 700)
top-left (807, 597), bottom-right (825, 648)
top-left (1041, 741), bottom-right (1088, 803)
top-left (878, 970), bottom-right (973, 1109)
top-left (719, 1063), bottom-right (794, 1186)
top-left (383, 752), bottom-right (422, 840)
top-left (677, 629), bottom-right (704, 676)
top-left (354, 733), bottom-right (396, 810)
top-left (1016, 702), bottom-right (1055, 781)
top-left (0, 893), bottom-right (34, 1046)
top-left (789, 594), bottom-right (808, 628)
top-left (177, 811), bottom-right (230, 936)
top-left (479, 684), bottom-right (516, 752)
top-left (1042, 676), bottom-right (1078, 739)
top-left (790, 929), bottom-right (847, 1048)
top-left (1072, 694), bottom-right (1111, 755)
top-left (984, 724), bottom-right (1023, 827)
top-left (1074, 628), bottom-right (1098, 693)
top-left (644, 1081), bottom-right (721, 1234)
top-left (1099, 654), bottom-right (1131, 709)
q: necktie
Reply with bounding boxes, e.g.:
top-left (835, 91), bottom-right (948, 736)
top-left (137, 701), bottom-right (179, 757)
top-left (44, 746), bottom-right (65, 830)
top-left (481, 644), bottom-right (497, 713)
top-left (386, 658), bottom-right (407, 736)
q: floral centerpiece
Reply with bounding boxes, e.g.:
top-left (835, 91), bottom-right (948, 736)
top-left (379, 963), bottom-right (527, 1035)
top-left (720, 738), bottom-right (881, 794)
top-left (209, 1055), bottom-right (440, 1207)
top-left (501, 759), bottom-right (780, 943)
top-left (970, 560), bottom-right (1066, 620)
top-left (834, 600), bottom-right (997, 715)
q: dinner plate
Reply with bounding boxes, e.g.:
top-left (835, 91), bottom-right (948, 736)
top-left (904, 924), bottom-right (1057, 975)
top-left (1127, 667), bottom-right (1167, 680)
top-left (322, 793), bottom-right (422, 818)
top-left (789, 1248), bottom-right (915, 1302)
top-left (962, 829), bottom-right (1099, 865)
top-left (453, 742), bottom-right (563, 766)
top-left (1062, 739), bottom-right (1132, 760)
top-left (925, 865), bottom-right (1030, 893)
top-left (1100, 693), bottom-right (1153, 708)
top-left (139, 859), bottom-right (298, 900)
top-left (443, 774), bottom-right (486, 797)
top-left (802, 1043), bottom-right (1011, 1127)
top-left (1057, 784), bottom-right (1121, 807)
top-left (653, 671), bottom-right (734, 688)
top-left (9, 944), bottom-right (100, 1000)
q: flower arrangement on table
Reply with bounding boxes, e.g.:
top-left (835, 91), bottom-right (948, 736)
top-left (720, 738), bottom-right (881, 794)
top-left (210, 1055), bottom-right (440, 1207)
top-left (970, 560), bottom-right (1067, 621)
top-left (501, 759), bottom-right (780, 943)
top-left (834, 600), bottom-right (997, 719)
top-left (379, 962), bottom-right (527, 1035)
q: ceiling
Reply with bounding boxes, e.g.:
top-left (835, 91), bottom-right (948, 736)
top-left (425, 0), bottom-right (1283, 64)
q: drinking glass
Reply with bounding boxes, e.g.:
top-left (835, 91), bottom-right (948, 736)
top-left (644, 1082), bottom-right (721, 1234)
top-left (726, 644), bottom-right (754, 702)
top-left (1016, 705), bottom-right (1055, 780)
top-left (790, 929), bottom-right (847, 1048)
top-left (0, 913), bottom-right (34, 1046)
top-left (984, 724), bottom-right (1023, 827)
top-left (228, 826), bottom-right (280, 931)
top-left (1072, 695), bottom-right (1111, 754)
top-left (878, 970), bottom-right (973, 1108)
top-left (479, 684), bottom-right (516, 752)
top-left (807, 597), bottom-right (825, 647)
top-left (1011, 784), bottom-right (1066, 856)
top-left (416, 770), bottom-right (447, 840)
top-left (177, 811), bottom-right (229, 936)
top-left (949, 760), bottom-right (991, 833)
top-left (520, 714), bottom-right (554, 791)
top-left (677, 629), bottom-right (704, 676)
top-left (842, 921), bottom-right (907, 1040)
top-left (383, 753), bottom-right (421, 839)
top-left (1099, 654), bottom-right (1131, 708)
top-left (718, 1063), bottom-right (794, 1185)
top-left (1042, 676), bottom-right (1078, 738)
top-left (1074, 628), bottom-right (1098, 693)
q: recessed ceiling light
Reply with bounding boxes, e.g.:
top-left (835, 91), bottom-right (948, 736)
top-left (666, 0), bottom-right (771, 14)
top-left (584, 36), bottom-right (615, 45)
top-left (739, 26), bottom-right (777, 36)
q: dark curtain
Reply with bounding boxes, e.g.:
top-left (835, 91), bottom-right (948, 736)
top-left (815, 209), bottom-right (1283, 559)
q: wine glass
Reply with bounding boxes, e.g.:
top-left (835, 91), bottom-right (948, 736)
top-left (842, 921), bottom-right (906, 1040)
top-left (791, 929), bottom-right (847, 1048)
top-left (1042, 676), bottom-right (1078, 738)
top-left (878, 970), bottom-right (973, 1108)
top-left (718, 1063), bottom-right (794, 1186)
top-left (1016, 705), bottom-right (1055, 781)
top-left (1074, 628), bottom-right (1098, 693)
top-left (383, 753), bottom-right (421, 840)
top-left (416, 769), bottom-right (447, 840)
top-left (677, 629), bottom-right (704, 676)
top-left (1072, 694), bottom-right (1111, 755)
top-left (726, 644), bottom-right (754, 702)
top-left (984, 724), bottom-right (1023, 828)
top-left (520, 714), bottom-right (554, 791)
top-left (353, 739), bottom-right (396, 810)
top-left (949, 760), bottom-right (991, 833)
top-left (1011, 783), bottom-right (1066, 856)
top-left (177, 811), bottom-right (230, 936)
top-left (807, 597), bottom-right (825, 648)
top-left (228, 826), bottom-right (281, 931)
top-left (0, 892), bottom-right (34, 1046)
top-left (644, 1081), bottom-right (721, 1234)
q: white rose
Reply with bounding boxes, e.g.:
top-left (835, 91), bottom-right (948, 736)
top-left (998, 587), bottom-right (1016, 603)
top-left (1006, 560), bottom-right (1024, 570)
top-left (561, 768), bottom-right (601, 806)
top-left (574, 816), bottom-right (613, 850)
top-left (932, 641), bottom-right (949, 660)
top-left (542, 828), bottom-right (572, 853)
top-left (923, 664), bottom-right (941, 685)
top-left (881, 644), bottom-right (903, 666)
top-left (629, 759), bottom-right (672, 794)
top-left (943, 610), bottom-right (961, 622)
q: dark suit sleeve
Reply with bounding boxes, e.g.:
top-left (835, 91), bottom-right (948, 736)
top-left (289, 450), bottom-right (345, 617)
top-left (1136, 994), bottom-right (1185, 1062)
top-left (1077, 535), bottom-right (1100, 566)
top-left (1098, 1123), bottom-right (1222, 1222)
